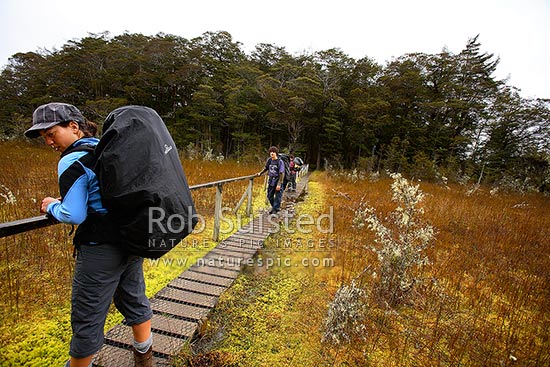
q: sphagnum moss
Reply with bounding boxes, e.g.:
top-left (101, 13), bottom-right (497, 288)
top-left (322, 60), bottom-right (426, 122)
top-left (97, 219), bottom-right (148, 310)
top-left (182, 176), bottom-right (335, 367)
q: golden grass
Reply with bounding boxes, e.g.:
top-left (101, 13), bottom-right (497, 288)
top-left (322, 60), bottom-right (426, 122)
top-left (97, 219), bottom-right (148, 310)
top-left (188, 171), bottom-right (549, 366)
top-left (318, 172), bottom-right (550, 366)
top-left (1, 140), bottom-right (548, 366)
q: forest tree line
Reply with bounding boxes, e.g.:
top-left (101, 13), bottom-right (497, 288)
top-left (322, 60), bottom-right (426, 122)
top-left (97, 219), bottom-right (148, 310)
top-left (0, 31), bottom-right (549, 191)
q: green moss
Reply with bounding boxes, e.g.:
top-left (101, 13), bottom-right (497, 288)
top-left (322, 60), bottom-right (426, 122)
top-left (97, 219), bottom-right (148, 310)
top-left (183, 174), bottom-right (336, 366)
top-left (207, 273), bottom-right (325, 367)
top-left (0, 186), bottom-right (266, 367)
top-left (0, 307), bottom-right (71, 366)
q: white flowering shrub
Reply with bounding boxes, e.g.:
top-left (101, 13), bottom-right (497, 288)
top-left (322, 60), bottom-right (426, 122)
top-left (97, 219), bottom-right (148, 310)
top-left (186, 142), bottom-right (199, 160)
top-left (0, 184), bottom-right (17, 205)
top-left (325, 163), bottom-right (370, 183)
top-left (493, 174), bottom-right (538, 194)
top-left (203, 148), bottom-right (215, 161)
top-left (354, 173), bottom-right (434, 308)
top-left (369, 171), bottom-right (380, 182)
top-left (322, 280), bottom-right (367, 346)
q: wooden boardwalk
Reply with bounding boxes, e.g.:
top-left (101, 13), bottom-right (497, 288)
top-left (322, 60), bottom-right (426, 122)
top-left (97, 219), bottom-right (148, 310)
top-left (92, 174), bottom-right (309, 366)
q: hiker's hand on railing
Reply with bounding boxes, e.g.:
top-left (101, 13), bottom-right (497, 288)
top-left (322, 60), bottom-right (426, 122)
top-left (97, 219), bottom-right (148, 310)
top-left (40, 197), bottom-right (60, 213)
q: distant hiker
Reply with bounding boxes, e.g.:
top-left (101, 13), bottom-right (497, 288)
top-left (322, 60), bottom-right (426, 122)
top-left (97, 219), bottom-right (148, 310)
top-left (257, 146), bottom-right (285, 214)
top-left (24, 102), bottom-right (153, 367)
top-left (277, 153), bottom-right (291, 192)
top-left (287, 154), bottom-right (297, 192)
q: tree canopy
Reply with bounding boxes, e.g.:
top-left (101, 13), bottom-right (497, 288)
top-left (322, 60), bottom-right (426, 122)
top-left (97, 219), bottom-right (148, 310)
top-left (1, 32), bottom-right (549, 191)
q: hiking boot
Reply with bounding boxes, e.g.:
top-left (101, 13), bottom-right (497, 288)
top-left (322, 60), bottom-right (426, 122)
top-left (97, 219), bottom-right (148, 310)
top-left (133, 345), bottom-right (153, 367)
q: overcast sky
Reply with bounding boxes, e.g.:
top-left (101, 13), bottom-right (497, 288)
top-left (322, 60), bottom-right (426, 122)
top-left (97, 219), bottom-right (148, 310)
top-left (1, 0), bottom-right (549, 99)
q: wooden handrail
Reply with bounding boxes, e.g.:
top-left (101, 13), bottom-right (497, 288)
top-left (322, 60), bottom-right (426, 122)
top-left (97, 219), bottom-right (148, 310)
top-left (0, 215), bottom-right (58, 238)
top-left (188, 174), bottom-right (258, 190)
top-left (0, 174), bottom-right (262, 238)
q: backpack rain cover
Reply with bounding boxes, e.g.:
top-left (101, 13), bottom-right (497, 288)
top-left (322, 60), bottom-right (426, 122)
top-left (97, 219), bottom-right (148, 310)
top-left (95, 106), bottom-right (198, 258)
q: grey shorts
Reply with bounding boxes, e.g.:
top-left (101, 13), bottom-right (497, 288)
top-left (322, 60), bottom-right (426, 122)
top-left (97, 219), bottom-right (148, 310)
top-left (69, 243), bottom-right (152, 358)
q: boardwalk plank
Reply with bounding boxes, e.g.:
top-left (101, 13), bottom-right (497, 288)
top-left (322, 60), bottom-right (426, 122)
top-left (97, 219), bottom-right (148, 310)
top-left (178, 270), bottom-right (235, 287)
top-left (167, 278), bottom-right (227, 296)
top-left (219, 238), bottom-right (263, 250)
top-left (217, 242), bottom-right (262, 252)
top-left (192, 257), bottom-right (245, 271)
top-left (93, 344), bottom-right (171, 367)
top-left (188, 264), bottom-right (241, 278)
top-left (151, 313), bottom-right (197, 338)
top-left (212, 249), bottom-right (257, 259)
top-left (104, 324), bottom-right (186, 356)
top-left (151, 298), bottom-right (211, 321)
top-left (156, 287), bottom-right (218, 308)
top-left (209, 247), bottom-right (256, 259)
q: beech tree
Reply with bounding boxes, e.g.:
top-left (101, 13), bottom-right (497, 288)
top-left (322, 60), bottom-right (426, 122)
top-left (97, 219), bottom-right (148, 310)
top-left (1, 32), bottom-right (548, 190)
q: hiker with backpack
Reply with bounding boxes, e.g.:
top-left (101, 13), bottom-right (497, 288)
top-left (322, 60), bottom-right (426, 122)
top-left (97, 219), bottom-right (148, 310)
top-left (287, 154), bottom-right (297, 192)
top-left (288, 155), bottom-right (304, 192)
top-left (257, 146), bottom-right (285, 215)
top-left (25, 103), bottom-right (154, 367)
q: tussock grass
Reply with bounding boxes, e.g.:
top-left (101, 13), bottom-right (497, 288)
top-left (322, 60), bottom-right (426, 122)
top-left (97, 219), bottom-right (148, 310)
top-left (2, 141), bottom-right (548, 366)
top-left (325, 172), bottom-right (549, 366)
top-left (187, 171), bottom-right (549, 366)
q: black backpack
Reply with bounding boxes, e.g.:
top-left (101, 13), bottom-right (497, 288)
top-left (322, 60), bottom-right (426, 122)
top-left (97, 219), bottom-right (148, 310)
top-left (72, 106), bottom-right (198, 258)
top-left (277, 153), bottom-right (291, 188)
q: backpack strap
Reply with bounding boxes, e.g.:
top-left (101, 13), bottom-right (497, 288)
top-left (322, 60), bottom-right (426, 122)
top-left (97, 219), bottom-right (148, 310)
top-left (60, 144), bottom-right (118, 246)
top-left (61, 143), bottom-right (95, 158)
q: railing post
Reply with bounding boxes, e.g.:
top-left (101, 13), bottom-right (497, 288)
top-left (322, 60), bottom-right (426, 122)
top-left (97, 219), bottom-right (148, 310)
top-left (246, 178), bottom-right (253, 216)
top-left (264, 174), bottom-right (269, 205)
top-left (213, 183), bottom-right (223, 242)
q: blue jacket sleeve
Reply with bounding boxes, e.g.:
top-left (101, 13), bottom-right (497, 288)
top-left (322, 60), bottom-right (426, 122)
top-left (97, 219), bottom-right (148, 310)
top-left (47, 174), bottom-right (89, 224)
top-left (46, 156), bottom-right (90, 225)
